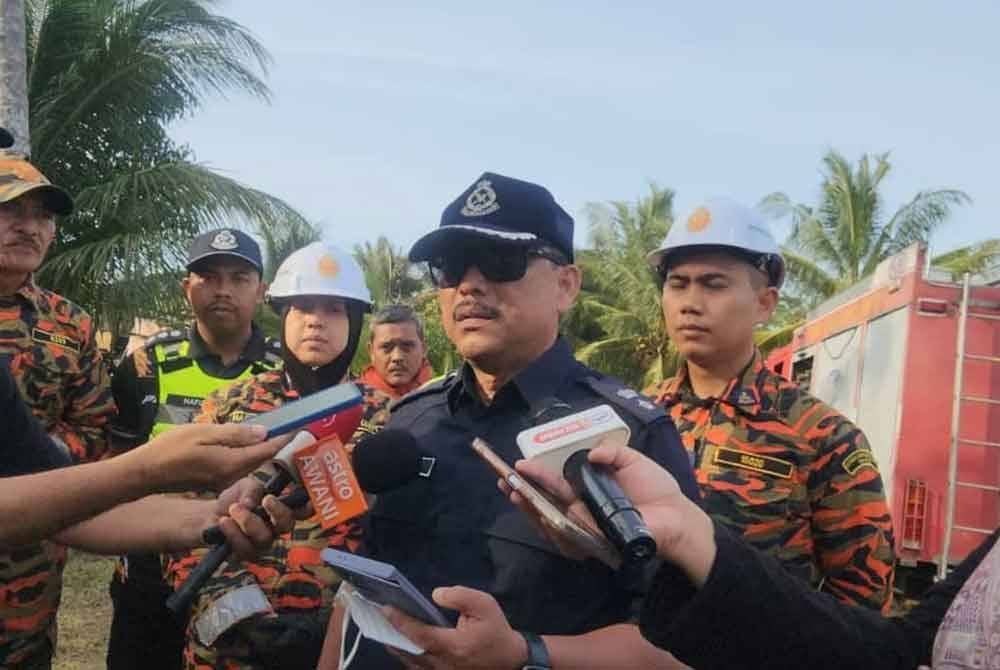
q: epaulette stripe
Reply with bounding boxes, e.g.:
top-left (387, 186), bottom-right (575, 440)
top-left (579, 375), bottom-right (664, 425)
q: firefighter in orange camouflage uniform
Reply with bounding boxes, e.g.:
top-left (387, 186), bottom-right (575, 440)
top-left (0, 155), bottom-right (114, 668)
top-left (164, 242), bottom-right (391, 670)
top-left (647, 197), bottom-right (896, 613)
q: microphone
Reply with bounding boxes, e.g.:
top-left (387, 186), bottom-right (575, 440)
top-left (352, 429), bottom-right (428, 493)
top-left (516, 403), bottom-right (657, 564)
top-left (166, 401), bottom-right (367, 617)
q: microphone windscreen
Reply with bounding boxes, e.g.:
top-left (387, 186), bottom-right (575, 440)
top-left (352, 429), bottom-right (424, 493)
top-left (305, 402), bottom-right (364, 443)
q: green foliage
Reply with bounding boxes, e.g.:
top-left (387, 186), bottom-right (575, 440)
top-left (760, 150), bottom-right (970, 301)
top-left (25, 0), bottom-right (307, 335)
top-left (932, 238), bottom-right (1000, 280)
top-left (353, 236), bottom-right (428, 307)
top-left (569, 184), bottom-right (677, 391)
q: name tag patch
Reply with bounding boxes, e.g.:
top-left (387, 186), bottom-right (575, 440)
top-left (32, 328), bottom-right (81, 353)
top-left (713, 447), bottom-right (793, 479)
top-left (164, 394), bottom-right (205, 409)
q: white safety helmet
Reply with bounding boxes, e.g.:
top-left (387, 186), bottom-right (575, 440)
top-left (647, 197), bottom-right (785, 288)
top-left (266, 241), bottom-right (373, 310)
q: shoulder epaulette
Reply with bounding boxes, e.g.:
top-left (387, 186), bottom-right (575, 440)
top-left (578, 375), bottom-right (664, 425)
top-left (143, 328), bottom-right (187, 350)
top-left (390, 370), bottom-right (458, 412)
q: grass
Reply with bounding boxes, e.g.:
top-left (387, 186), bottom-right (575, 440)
top-left (54, 551), bottom-right (115, 670)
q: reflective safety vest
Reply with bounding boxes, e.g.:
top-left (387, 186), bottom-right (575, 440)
top-left (150, 339), bottom-right (281, 437)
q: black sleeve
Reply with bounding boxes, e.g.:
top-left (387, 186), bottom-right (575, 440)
top-left (1, 361), bottom-right (72, 476)
top-left (635, 418), bottom-right (700, 503)
top-left (640, 522), bottom-right (919, 670)
top-left (109, 352), bottom-right (148, 453)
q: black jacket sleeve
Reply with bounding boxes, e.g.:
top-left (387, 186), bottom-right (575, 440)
top-left (109, 352), bottom-right (150, 453)
top-left (1, 362), bottom-right (71, 476)
top-left (639, 522), bottom-right (1000, 670)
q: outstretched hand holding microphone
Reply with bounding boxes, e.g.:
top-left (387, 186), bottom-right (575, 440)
top-left (502, 438), bottom-right (717, 587)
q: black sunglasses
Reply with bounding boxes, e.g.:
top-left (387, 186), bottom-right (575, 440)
top-left (428, 245), bottom-right (569, 288)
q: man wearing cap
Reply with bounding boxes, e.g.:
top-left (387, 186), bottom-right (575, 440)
top-left (0, 155), bottom-right (115, 668)
top-left (106, 228), bottom-right (282, 670)
top-left (319, 173), bottom-right (698, 669)
top-left (646, 197), bottom-right (895, 613)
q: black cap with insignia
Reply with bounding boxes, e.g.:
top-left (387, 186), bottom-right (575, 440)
top-left (409, 171), bottom-right (575, 262)
top-left (186, 228), bottom-right (263, 274)
top-left (0, 127), bottom-right (13, 149)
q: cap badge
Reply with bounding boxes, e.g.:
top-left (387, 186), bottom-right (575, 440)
top-left (210, 230), bottom-right (239, 250)
top-left (686, 207), bottom-right (712, 233)
top-left (461, 179), bottom-right (500, 217)
top-left (317, 254), bottom-right (340, 278)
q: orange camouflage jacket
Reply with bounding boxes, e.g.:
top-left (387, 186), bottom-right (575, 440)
top-left (163, 372), bottom-right (391, 670)
top-left (0, 280), bottom-right (113, 665)
top-left (653, 352), bottom-right (896, 613)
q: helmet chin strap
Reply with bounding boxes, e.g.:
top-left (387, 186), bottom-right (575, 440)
top-left (280, 301), bottom-right (366, 396)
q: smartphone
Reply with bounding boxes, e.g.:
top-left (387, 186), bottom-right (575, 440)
top-left (470, 437), bottom-right (621, 569)
top-left (247, 381), bottom-right (363, 438)
top-left (321, 548), bottom-right (450, 627)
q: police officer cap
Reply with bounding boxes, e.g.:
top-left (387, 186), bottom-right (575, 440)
top-left (186, 228), bottom-right (263, 274)
top-left (409, 172), bottom-right (575, 263)
top-left (0, 127), bottom-right (12, 149)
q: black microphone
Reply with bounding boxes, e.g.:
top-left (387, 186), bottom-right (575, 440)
top-left (352, 429), bottom-right (428, 493)
top-left (518, 399), bottom-right (657, 564)
top-left (562, 451), bottom-right (657, 563)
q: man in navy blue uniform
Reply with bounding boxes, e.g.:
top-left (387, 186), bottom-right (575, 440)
top-left (319, 173), bottom-right (697, 669)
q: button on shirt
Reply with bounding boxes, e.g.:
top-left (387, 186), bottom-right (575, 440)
top-left (360, 338), bottom-right (697, 668)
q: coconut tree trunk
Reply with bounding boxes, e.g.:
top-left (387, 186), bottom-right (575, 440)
top-left (0, 0), bottom-right (29, 156)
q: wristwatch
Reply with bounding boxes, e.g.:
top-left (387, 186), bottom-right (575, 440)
top-left (519, 631), bottom-right (552, 670)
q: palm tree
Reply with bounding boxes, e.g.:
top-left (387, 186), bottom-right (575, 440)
top-left (0, 0), bottom-right (30, 154)
top-left (933, 238), bottom-right (1000, 280)
top-left (570, 184), bottom-right (677, 391)
top-left (353, 236), bottom-right (427, 307)
top-left (760, 150), bottom-right (970, 301)
top-left (22, 0), bottom-right (308, 335)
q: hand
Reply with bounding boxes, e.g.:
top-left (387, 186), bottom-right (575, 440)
top-left (125, 423), bottom-right (292, 493)
top-left (383, 586), bottom-right (527, 670)
top-left (207, 477), bottom-right (296, 560)
top-left (505, 438), bottom-right (717, 586)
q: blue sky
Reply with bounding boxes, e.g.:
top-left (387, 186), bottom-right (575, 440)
top-left (173, 1), bottom-right (997, 256)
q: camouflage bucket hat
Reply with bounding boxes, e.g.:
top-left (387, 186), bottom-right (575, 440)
top-left (0, 158), bottom-right (73, 215)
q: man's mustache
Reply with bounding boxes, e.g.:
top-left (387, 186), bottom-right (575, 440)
top-left (454, 301), bottom-right (499, 321)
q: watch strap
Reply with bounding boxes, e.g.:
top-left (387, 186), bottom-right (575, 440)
top-left (519, 630), bottom-right (551, 670)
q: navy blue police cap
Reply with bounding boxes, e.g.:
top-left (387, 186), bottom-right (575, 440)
top-left (0, 127), bottom-right (12, 149)
top-left (186, 228), bottom-right (263, 274)
top-left (409, 172), bottom-right (575, 263)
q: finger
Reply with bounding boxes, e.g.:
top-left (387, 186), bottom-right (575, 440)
top-left (196, 422), bottom-right (270, 447)
top-left (589, 438), bottom-right (639, 470)
top-left (226, 503), bottom-right (275, 554)
top-left (383, 606), bottom-right (440, 651)
top-left (261, 494), bottom-right (295, 534)
top-left (216, 515), bottom-right (259, 558)
top-left (217, 440), bottom-right (288, 481)
top-left (513, 460), bottom-right (576, 504)
top-left (431, 585), bottom-right (496, 618)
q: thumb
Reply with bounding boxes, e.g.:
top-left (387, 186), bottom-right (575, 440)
top-left (432, 585), bottom-right (496, 618)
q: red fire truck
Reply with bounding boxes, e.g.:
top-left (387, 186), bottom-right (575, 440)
top-left (766, 244), bottom-right (1000, 588)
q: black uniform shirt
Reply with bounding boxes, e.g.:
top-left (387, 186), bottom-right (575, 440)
top-left (357, 338), bottom-right (697, 667)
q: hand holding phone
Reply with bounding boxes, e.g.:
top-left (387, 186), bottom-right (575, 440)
top-left (470, 437), bottom-right (621, 569)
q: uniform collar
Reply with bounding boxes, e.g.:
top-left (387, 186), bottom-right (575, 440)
top-left (8, 276), bottom-right (44, 311)
top-left (187, 322), bottom-right (267, 364)
top-left (448, 336), bottom-right (576, 413)
top-left (657, 351), bottom-right (765, 416)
